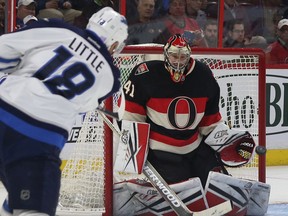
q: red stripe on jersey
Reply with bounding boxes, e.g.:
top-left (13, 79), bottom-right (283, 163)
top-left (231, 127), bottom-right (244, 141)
top-left (199, 112), bottom-right (222, 127)
top-left (150, 130), bottom-right (199, 147)
top-left (125, 100), bottom-right (146, 115)
top-left (147, 97), bottom-right (208, 114)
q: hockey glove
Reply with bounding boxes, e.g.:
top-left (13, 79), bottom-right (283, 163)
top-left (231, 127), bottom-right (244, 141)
top-left (205, 123), bottom-right (256, 167)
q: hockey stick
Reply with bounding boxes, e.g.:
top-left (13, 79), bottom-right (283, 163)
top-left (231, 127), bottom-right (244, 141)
top-left (97, 109), bottom-right (233, 216)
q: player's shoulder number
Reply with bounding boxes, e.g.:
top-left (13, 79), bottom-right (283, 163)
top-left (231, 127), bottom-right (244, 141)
top-left (123, 80), bottom-right (134, 98)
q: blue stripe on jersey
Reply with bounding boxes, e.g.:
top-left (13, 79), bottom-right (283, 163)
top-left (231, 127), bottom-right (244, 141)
top-left (0, 99), bottom-right (68, 149)
top-left (0, 66), bottom-right (19, 72)
top-left (0, 108), bottom-right (66, 149)
top-left (0, 57), bottom-right (20, 71)
top-left (0, 57), bottom-right (20, 63)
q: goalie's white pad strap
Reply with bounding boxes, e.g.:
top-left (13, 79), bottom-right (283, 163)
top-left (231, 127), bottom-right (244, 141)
top-left (113, 177), bottom-right (207, 215)
top-left (205, 172), bottom-right (270, 216)
top-left (114, 120), bottom-right (150, 174)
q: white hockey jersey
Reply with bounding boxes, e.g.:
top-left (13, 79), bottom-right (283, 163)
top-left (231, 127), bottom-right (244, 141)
top-left (0, 19), bottom-right (120, 134)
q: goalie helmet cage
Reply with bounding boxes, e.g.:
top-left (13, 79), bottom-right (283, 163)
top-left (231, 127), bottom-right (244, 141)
top-left (57, 45), bottom-right (266, 216)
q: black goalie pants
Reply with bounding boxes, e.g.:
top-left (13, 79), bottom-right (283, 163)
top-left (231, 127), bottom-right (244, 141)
top-left (147, 141), bottom-right (227, 187)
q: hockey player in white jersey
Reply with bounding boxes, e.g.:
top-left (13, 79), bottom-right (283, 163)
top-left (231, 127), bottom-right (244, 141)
top-left (0, 7), bottom-right (127, 216)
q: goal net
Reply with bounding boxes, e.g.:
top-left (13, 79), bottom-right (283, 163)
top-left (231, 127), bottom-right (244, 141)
top-left (56, 45), bottom-right (266, 215)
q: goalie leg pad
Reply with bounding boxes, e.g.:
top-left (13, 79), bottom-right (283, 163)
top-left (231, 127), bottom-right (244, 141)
top-left (205, 171), bottom-right (270, 216)
top-left (113, 177), bottom-right (207, 215)
top-left (205, 171), bottom-right (253, 216)
top-left (246, 181), bottom-right (270, 216)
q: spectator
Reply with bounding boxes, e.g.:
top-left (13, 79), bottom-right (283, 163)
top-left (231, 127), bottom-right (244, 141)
top-left (126, 0), bottom-right (166, 45)
top-left (272, 4), bottom-right (288, 34)
top-left (223, 18), bottom-right (246, 47)
top-left (125, 0), bottom-right (167, 24)
top-left (203, 20), bottom-right (218, 47)
top-left (155, 0), bottom-right (206, 47)
top-left (244, 35), bottom-right (268, 50)
top-left (16, 0), bottom-right (38, 29)
top-left (223, 0), bottom-right (250, 37)
top-left (130, 0), bottom-right (156, 25)
top-left (0, 0), bottom-right (4, 35)
top-left (73, 0), bottom-right (114, 29)
top-left (36, 0), bottom-right (82, 24)
top-left (266, 18), bottom-right (288, 64)
top-left (186, 0), bottom-right (207, 28)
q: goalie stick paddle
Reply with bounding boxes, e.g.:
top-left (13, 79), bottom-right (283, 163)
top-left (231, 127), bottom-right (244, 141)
top-left (97, 109), bottom-right (233, 216)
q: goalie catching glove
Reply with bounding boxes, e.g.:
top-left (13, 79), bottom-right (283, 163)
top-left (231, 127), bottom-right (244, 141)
top-left (205, 123), bottom-right (256, 167)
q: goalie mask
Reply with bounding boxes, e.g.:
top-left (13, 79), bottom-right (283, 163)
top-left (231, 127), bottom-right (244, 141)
top-left (86, 7), bottom-right (128, 55)
top-left (164, 34), bottom-right (191, 82)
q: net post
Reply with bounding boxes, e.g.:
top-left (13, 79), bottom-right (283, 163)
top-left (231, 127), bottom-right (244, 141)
top-left (257, 50), bottom-right (266, 183)
top-left (103, 96), bottom-right (114, 216)
top-left (5, 0), bottom-right (16, 33)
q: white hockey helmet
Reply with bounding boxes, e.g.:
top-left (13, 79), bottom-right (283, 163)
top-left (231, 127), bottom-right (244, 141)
top-left (86, 7), bottom-right (128, 55)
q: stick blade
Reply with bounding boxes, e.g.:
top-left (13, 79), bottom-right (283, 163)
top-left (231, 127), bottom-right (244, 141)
top-left (194, 200), bottom-right (233, 216)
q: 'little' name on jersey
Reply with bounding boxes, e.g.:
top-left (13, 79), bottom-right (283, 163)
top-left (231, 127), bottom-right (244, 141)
top-left (69, 37), bottom-right (104, 73)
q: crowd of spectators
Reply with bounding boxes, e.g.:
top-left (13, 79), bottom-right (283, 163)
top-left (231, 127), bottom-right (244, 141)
top-left (124, 0), bottom-right (288, 64)
top-left (36, 0), bottom-right (82, 24)
top-left (0, 0), bottom-right (287, 64)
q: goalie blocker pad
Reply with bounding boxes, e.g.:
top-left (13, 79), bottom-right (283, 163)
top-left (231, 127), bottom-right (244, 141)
top-left (114, 120), bottom-right (150, 174)
top-left (205, 172), bottom-right (270, 216)
top-left (205, 123), bottom-right (256, 167)
top-left (113, 177), bottom-right (207, 216)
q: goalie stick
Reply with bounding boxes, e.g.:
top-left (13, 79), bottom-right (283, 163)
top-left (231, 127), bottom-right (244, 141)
top-left (97, 109), bottom-right (233, 216)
